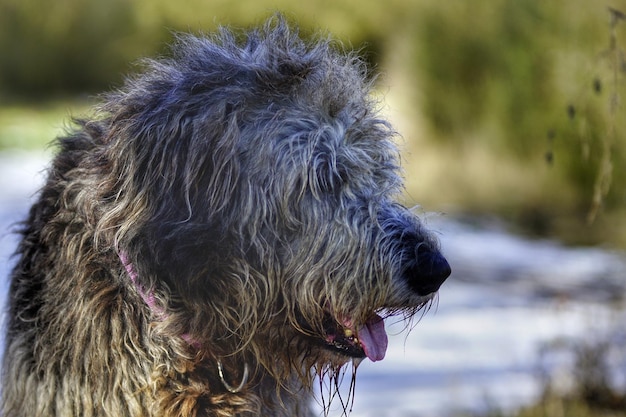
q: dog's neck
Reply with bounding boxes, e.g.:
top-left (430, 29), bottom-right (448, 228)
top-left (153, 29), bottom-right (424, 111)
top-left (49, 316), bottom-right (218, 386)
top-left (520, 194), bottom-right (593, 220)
top-left (118, 251), bottom-right (203, 347)
top-left (119, 251), bottom-right (165, 316)
top-left (119, 251), bottom-right (253, 390)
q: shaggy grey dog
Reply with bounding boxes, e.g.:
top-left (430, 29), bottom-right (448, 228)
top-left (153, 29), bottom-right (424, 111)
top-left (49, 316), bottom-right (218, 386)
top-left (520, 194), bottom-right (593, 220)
top-left (2, 17), bottom-right (450, 417)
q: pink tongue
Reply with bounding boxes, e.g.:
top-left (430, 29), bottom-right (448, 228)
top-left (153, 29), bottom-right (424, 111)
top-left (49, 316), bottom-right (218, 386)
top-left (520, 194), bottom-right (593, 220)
top-left (357, 314), bottom-right (388, 362)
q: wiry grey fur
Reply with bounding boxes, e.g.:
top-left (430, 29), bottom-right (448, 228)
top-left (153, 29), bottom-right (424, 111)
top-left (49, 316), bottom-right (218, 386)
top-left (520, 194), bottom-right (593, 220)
top-left (2, 16), bottom-right (450, 417)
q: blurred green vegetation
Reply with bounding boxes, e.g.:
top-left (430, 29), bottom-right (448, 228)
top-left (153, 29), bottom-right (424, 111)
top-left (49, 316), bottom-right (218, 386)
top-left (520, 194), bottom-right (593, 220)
top-left (0, 100), bottom-right (91, 149)
top-left (409, 0), bottom-right (626, 246)
top-left (0, 0), bottom-right (407, 95)
top-left (1, 0), bottom-right (626, 248)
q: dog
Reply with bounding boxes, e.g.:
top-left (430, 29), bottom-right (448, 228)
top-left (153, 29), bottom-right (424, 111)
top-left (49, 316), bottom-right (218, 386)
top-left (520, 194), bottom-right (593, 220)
top-left (2, 16), bottom-right (450, 416)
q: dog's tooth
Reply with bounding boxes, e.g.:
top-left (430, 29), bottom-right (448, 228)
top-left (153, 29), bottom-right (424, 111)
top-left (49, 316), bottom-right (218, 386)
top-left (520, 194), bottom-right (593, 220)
top-left (343, 328), bottom-right (359, 344)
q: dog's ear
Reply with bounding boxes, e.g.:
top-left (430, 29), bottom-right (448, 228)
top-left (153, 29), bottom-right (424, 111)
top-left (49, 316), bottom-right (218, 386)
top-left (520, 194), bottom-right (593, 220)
top-left (122, 101), bottom-right (243, 294)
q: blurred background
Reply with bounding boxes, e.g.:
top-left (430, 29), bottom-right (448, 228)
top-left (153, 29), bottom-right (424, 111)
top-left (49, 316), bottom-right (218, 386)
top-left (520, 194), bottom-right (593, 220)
top-left (1, 0), bottom-right (626, 416)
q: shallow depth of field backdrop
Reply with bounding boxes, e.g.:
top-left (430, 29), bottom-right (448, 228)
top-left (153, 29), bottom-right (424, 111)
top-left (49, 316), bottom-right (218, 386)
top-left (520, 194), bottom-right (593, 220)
top-left (1, 1), bottom-right (626, 416)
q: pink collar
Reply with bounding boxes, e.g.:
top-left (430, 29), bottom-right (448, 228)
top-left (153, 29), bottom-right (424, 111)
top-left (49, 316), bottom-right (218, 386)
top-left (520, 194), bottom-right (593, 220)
top-left (119, 251), bottom-right (200, 348)
top-left (119, 252), bottom-right (252, 392)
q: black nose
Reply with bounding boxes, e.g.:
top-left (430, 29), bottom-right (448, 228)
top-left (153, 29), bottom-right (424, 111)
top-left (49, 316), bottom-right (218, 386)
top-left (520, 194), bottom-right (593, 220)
top-left (405, 246), bottom-right (451, 295)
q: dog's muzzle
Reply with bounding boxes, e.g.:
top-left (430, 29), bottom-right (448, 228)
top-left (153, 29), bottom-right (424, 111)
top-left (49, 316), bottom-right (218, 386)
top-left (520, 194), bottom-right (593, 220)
top-left (405, 245), bottom-right (451, 295)
top-left (319, 243), bottom-right (450, 363)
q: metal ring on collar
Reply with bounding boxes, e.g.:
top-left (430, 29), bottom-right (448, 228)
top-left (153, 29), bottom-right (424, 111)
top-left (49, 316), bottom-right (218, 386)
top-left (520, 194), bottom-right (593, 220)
top-left (217, 360), bottom-right (250, 393)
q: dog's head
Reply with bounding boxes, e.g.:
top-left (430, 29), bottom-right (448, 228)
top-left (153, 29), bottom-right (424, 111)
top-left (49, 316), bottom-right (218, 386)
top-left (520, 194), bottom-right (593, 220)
top-left (99, 15), bottom-right (449, 393)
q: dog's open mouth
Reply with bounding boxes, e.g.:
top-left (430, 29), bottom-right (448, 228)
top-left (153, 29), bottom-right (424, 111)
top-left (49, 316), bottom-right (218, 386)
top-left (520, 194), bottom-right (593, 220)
top-left (323, 314), bottom-right (388, 362)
